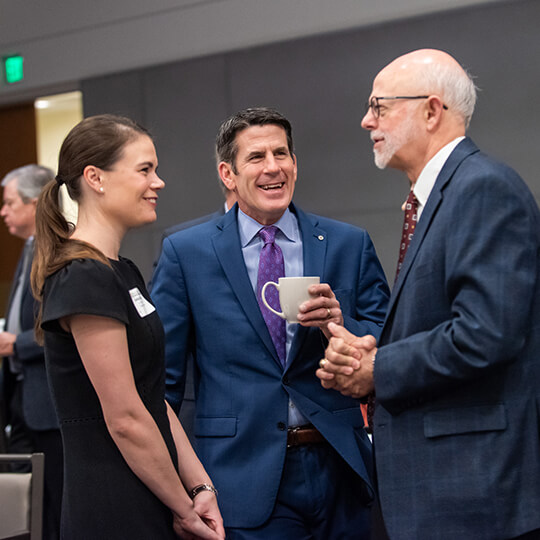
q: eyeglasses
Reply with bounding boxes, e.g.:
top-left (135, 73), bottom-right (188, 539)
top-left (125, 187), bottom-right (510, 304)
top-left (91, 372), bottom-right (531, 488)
top-left (364, 96), bottom-right (448, 118)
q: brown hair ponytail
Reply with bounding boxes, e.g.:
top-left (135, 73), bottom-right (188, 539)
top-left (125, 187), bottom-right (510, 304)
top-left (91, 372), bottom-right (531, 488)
top-left (31, 179), bottom-right (110, 343)
top-left (31, 114), bottom-right (151, 342)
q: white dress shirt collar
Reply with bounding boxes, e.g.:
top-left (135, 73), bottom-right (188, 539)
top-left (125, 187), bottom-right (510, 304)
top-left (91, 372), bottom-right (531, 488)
top-left (412, 136), bottom-right (465, 219)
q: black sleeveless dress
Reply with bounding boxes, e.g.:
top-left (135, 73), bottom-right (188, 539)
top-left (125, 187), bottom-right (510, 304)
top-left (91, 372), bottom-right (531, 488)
top-left (41, 257), bottom-right (178, 539)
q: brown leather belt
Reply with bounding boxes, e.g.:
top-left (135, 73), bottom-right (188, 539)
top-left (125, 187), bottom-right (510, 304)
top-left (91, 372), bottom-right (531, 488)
top-left (287, 424), bottom-right (326, 448)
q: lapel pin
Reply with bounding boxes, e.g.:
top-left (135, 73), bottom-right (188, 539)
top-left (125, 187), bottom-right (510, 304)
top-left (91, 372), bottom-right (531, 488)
top-left (317, 235), bottom-right (324, 241)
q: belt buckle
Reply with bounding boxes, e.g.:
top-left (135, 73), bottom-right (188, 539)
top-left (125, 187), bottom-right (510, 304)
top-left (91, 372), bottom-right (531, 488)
top-left (287, 426), bottom-right (300, 448)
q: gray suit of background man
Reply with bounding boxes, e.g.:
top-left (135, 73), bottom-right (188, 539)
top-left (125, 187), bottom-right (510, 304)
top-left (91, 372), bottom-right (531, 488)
top-left (1, 165), bottom-right (63, 540)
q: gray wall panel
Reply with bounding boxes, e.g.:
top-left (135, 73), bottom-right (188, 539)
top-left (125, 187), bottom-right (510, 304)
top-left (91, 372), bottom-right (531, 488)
top-left (82, 72), bottom-right (147, 126)
top-left (141, 55), bottom-right (229, 228)
top-left (82, 0), bottom-right (540, 282)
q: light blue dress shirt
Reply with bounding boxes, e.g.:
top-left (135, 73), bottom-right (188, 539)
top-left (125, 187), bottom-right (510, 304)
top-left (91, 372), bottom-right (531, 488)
top-left (237, 207), bottom-right (309, 426)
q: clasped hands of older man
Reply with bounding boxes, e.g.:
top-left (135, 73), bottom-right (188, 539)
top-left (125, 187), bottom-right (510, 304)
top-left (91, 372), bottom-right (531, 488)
top-left (296, 285), bottom-right (376, 398)
top-left (315, 322), bottom-right (377, 399)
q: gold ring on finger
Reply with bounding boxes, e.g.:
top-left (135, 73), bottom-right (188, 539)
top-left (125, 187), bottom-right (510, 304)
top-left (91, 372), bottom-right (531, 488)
top-left (319, 358), bottom-right (328, 369)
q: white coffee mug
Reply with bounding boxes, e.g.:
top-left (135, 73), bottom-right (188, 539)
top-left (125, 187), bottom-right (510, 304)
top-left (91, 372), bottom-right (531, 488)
top-left (261, 276), bottom-right (320, 323)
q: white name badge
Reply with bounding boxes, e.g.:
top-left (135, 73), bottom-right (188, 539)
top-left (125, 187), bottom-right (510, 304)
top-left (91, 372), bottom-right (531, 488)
top-left (129, 287), bottom-right (156, 318)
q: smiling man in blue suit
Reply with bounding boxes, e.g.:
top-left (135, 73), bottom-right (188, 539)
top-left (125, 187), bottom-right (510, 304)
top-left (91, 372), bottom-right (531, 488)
top-left (318, 50), bottom-right (540, 540)
top-left (151, 107), bottom-right (390, 539)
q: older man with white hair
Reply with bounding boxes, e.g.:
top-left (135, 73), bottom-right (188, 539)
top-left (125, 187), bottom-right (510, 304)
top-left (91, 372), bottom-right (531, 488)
top-left (317, 49), bottom-right (540, 540)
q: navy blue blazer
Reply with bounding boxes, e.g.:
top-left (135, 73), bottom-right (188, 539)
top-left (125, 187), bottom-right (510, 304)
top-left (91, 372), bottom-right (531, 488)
top-left (2, 247), bottom-right (58, 431)
top-left (149, 207), bottom-right (227, 443)
top-left (373, 138), bottom-right (540, 539)
top-left (151, 203), bottom-right (390, 528)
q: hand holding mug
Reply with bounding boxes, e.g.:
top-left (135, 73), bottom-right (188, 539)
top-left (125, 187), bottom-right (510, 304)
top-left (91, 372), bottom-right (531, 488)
top-left (261, 276), bottom-right (320, 323)
top-left (296, 282), bottom-right (344, 338)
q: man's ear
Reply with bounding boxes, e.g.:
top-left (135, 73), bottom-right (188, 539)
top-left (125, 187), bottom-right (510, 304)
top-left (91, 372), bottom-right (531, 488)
top-left (218, 161), bottom-right (236, 191)
top-left (425, 96), bottom-right (446, 131)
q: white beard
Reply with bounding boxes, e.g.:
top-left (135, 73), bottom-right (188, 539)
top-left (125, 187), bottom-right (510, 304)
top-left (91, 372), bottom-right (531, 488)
top-left (372, 114), bottom-right (417, 169)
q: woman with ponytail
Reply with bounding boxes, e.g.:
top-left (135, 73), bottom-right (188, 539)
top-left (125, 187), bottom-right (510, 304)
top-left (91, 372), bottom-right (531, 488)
top-left (32, 115), bottom-right (224, 540)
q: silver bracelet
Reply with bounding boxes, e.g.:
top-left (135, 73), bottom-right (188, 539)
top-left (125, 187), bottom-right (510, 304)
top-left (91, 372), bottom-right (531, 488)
top-left (190, 483), bottom-right (218, 499)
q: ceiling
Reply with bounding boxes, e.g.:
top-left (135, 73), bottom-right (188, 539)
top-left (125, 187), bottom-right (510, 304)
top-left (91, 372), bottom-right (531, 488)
top-left (0, 0), bottom-right (509, 106)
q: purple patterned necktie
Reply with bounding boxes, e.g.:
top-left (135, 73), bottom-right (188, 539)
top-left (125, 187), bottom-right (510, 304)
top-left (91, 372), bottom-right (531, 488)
top-left (256, 226), bottom-right (286, 366)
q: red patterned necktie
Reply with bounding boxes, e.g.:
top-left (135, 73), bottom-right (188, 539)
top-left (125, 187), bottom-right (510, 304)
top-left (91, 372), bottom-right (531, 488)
top-left (256, 226), bottom-right (286, 366)
top-left (366, 191), bottom-right (419, 433)
top-left (395, 190), bottom-right (419, 280)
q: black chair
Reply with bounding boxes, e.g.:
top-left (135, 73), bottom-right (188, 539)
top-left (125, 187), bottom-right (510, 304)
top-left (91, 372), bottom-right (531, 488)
top-left (0, 453), bottom-right (44, 540)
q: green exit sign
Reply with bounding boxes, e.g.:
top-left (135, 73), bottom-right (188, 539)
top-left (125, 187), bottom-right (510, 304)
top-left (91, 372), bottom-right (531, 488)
top-left (3, 55), bottom-right (24, 84)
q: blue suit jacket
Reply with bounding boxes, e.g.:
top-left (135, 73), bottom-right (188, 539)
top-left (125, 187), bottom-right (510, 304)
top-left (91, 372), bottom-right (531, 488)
top-left (2, 247), bottom-right (58, 431)
top-left (149, 207), bottom-right (227, 444)
top-left (373, 138), bottom-right (540, 539)
top-left (151, 203), bottom-right (390, 528)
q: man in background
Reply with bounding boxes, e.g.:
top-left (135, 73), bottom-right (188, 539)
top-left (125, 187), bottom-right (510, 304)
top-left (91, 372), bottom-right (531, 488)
top-left (1, 164), bottom-right (63, 540)
top-left (317, 49), bottom-right (540, 539)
